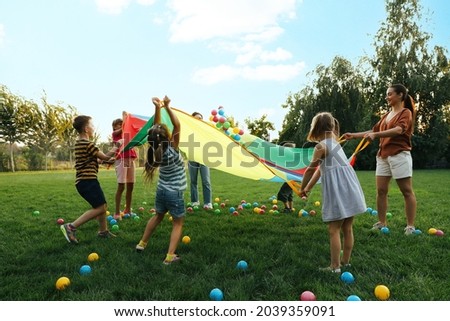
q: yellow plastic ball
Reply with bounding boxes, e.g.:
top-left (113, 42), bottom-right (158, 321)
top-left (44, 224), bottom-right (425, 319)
top-left (428, 228), bottom-right (437, 235)
top-left (88, 252), bottom-right (99, 262)
top-left (374, 285), bottom-right (390, 300)
top-left (182, 236), bottom-right (191, 244)
top-left (314, 201), bottom-right (321, 207)
top-left (56, 276), bottom-right (71, 290)
top-left (214, 197), bottom-right (220, 202)
top-left (106, 211), bottom-right (110, 215)
top-left (169, 216), bottom-right (173, 222)
top-left (272, 199), bottom-right (278, 204)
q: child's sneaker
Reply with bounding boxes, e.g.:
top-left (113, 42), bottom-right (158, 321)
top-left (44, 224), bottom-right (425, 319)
top-left (404, 226), bottom-right (416, 235)
top-left (113, 213), bottom-right (122, 221)
top-left (135, 240), bottom-right (147, 252)
top-left (163, 254), bottom-right (181, 265)
top-left (319, 266), bottom-right (341, 273)
top-left (60, 224), bottom-right (78, 244)
top-left (191, 201), bottom-right (200, 207)
top-left (203, 203), bottom-right (213, 210)
top-left (98, 230), bottom-right (116, 238)
top-left (371, 221), bottom-right (386, 230)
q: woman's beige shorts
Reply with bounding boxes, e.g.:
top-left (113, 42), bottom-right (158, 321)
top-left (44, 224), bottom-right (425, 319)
top-left (376, 151), bottom-right (413, 179)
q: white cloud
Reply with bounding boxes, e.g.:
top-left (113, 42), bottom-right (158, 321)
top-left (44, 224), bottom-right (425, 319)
top-left (136, 0), bottom-right (156, 5)
top-left (95, 0), bottom-right (155, 15)
top-left (168, 0), bottom-right (297, 43)
top-left (95, 0), bottom-right (132, 15)
top-left (0, 24), bottom-right (5, 46)
top-left (193, 61), bottom-right (305, 85)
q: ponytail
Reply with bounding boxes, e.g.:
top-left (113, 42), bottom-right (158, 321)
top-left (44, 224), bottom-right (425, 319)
top-left (144, 124), bottom-right (170, 182)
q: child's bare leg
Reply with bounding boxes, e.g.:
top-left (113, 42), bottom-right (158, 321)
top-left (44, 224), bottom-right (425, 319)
top-left (72, 204), bottom-right (107, 229)
top-left (124, 182), bottom-right (134, 213)
top-left (328, 220), bottom-right (343, 269)
top-left (140, 213), bottom-right (165, 244)
top-left (115, 183), bottom-right (125, 214)
top-left (341, 217), bottom-right (354, 265)
top-left (168, 217), bottom-right (184, 255)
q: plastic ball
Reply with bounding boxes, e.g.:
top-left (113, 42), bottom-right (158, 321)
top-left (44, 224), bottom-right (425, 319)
top-left (272, 205), bottom-right (278, 210)
top-left (374, 285), bottom-right (390, 300)
top-left (371, 210), bottom-right (378, 216)
top-left (386, 212), bottom-right (393, 219)
top-left (314, 201), bottom-right (320, 207)
top-left (252, 202), bottom-right (259, 207)
top-left (229, 207), bottom-right (235, 213)
top-left (380, 227), bottom-right (390, 234)
top-left (209, 288), bottom-right (224, 301)
top-left (193, 205), bottom-right (200, 211)
top-left (232, 211), bottom-right (239, 216)
top-left (347, 295), bottom-right (361, 301)
top-left (55, 276), bottom-right (70, 290)
top-left (111, 224), bottom-right (119, 232)
top-left (238, 129), bottom-right (244, 135)
top-left (218, 109), bottom-right (225, 116)
top-left (106, 210), bottom-right (110, 215)
top-left (272, 199), bottom-right (278, 204)
top-left (187, 207), bottom-right (194, 213)
top-left (214, 197), bottom-right (220, 202)
top-left (88, 252), bottom-right (99, 262)
top-left (56, 218), bottom-right (65, 225)
top-left (366, 207), bottom-right (373, 214)
top-left (138, 206), bottom-right (145, 212)
top-left (340, 272), bottom-right (355, 284)
top-left (107, 215), bottom-right (113, 222)
top-left (428, 228), bottom-right (437, 235)
top-left (234, 135), bottom-right (241, 141)
top-left (236, 260), bottom-right (248, 271)
top-left (182, 236), bottom-right (191, 244)
top-left (414, 229), bottom-right (422, 235)
top-left (309, 210), bottom-right (316, 216)
top-left (32, 210), bottom-right (40, 216)
top-left (300, 290), bottom-right (316, 301)
top-left (214, 209), bottom-right (221, 214)
top-left (211, 109), bottom-right (217, 115)
top-left (79, 265), bottom-right (92, 276)
top-left (133, 215), bottom-right (140, 221)
top-left (220, 203), bottom-right (226, 208)
top-left (109, 219), bottom-right (117, 226)
top-left (435, 229), bottom-right (444, 236)
top-left (233, 127), bottom-right (240, 134)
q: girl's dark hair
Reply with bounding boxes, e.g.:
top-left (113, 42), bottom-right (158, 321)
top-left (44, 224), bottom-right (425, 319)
top-left (192, 112), bottom-right (203, 119)
top-left (390, 84), bottom-right (416, 119)
top-left (112, 118), bottom-right (123, 128)
top-left (73, 115), bottom-right (91, 133)
top-left (307, 112), bottom-right (339, 142)
top-left (144, 124), bottom-right (171, 181)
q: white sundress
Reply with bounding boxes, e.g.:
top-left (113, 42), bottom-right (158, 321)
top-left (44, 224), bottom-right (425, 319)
top-left (319, 138), bottom-right (367, 222)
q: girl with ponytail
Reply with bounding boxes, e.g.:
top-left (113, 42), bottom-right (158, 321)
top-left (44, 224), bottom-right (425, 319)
top-left (136, 96), bottom-right (187, 265)
top-left (344, 84), bottom-right (417, 235)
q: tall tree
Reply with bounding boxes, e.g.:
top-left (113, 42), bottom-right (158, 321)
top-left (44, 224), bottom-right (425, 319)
top-left (244, 114), bottom-right (275, 141)
top-left (279, 57), bottom-right (369, 158)
top-left (367, 0), bottom-right (450, 167)
top-left (0, 86), bottom-right (40, 172)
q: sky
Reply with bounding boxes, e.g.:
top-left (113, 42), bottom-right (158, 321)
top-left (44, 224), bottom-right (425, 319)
top-left (1, 0), bottom-right (449, 141)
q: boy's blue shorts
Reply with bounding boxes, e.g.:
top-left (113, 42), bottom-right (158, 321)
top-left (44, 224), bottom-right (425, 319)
top-left (76, 179), bottom-right (106, 208)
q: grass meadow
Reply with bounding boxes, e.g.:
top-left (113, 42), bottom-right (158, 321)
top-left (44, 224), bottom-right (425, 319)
top-left (0, 168), bottom-right (449, 301)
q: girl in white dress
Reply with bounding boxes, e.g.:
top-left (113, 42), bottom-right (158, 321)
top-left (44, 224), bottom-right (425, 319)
top-left (301, 112), bottom-right (366, 273)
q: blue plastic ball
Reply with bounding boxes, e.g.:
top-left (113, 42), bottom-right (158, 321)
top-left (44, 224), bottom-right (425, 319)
top-left (236, 260), bottom-right (248, 271)
top-left (380, 227), bottom-right (390, 234)
top-left (340, 272), bottom-right (355, 284)
top-left (79, 265), bottom-right (92, 275)
top-left (371, 210), bottom-right (378, 216)
top-left (414, 229), bottom-right (422, 235)
top-left (229, 207), bottom-right (236, 213)
top-left (110, 219), bottom-right (117, 225)
top-left (209, 288), bottom-right (224, 301)
top-left (366, 207), bottom-right (373, 214)
top-left (347, 295), bottom-right (361, 301)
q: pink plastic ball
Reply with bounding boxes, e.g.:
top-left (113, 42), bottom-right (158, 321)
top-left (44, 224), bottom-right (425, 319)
top-left (300, 290), bottom-right (316, 301)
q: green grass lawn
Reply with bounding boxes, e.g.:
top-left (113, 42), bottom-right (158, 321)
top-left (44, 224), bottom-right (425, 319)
top-left (0, 168), bottom-right (448, 301)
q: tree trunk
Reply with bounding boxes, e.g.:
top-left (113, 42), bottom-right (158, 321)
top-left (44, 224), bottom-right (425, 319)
top-left (9, 142), bottom-right (15, 172)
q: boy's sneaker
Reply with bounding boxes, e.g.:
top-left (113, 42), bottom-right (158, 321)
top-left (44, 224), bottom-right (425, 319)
top-left (191, 201), bottom-right (200, 207)
top-left (98, 230), bottom-right (116, 238)
top-left (404, 226), bottom-right (416, 235)
top-left (283, 208), bottom-right (292, 213)
top-left (371, 221), bottom-right (386, 230)
top-left (163, 254), bottom-right (181, 265)
top-left (60, 224), bottom-right (78, 244)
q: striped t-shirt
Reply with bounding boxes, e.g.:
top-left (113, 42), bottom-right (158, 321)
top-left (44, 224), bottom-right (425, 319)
top-left (74, 139), bottom-right (99, 183)
top-left (157, 146), bottom-right (187, 192)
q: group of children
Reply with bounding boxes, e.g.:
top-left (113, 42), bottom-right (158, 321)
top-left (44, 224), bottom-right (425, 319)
top-left (62, 83), bottom-right (417, 272)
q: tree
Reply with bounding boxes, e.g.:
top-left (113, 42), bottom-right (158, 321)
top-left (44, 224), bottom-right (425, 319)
top-left (0, 86), bottom-right (40, 172)
top-left (244, 114), bottom-right (275, 141)
top-left (279, 57), bottom-right (370, 161)
top-left (367, 0), bottom-right (450, 167)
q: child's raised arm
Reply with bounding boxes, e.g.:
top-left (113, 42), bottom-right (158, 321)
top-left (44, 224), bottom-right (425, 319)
top-left (152, 97), bottom-right (162, 124)
top-left (162, 96), bottom-right (181, 149)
